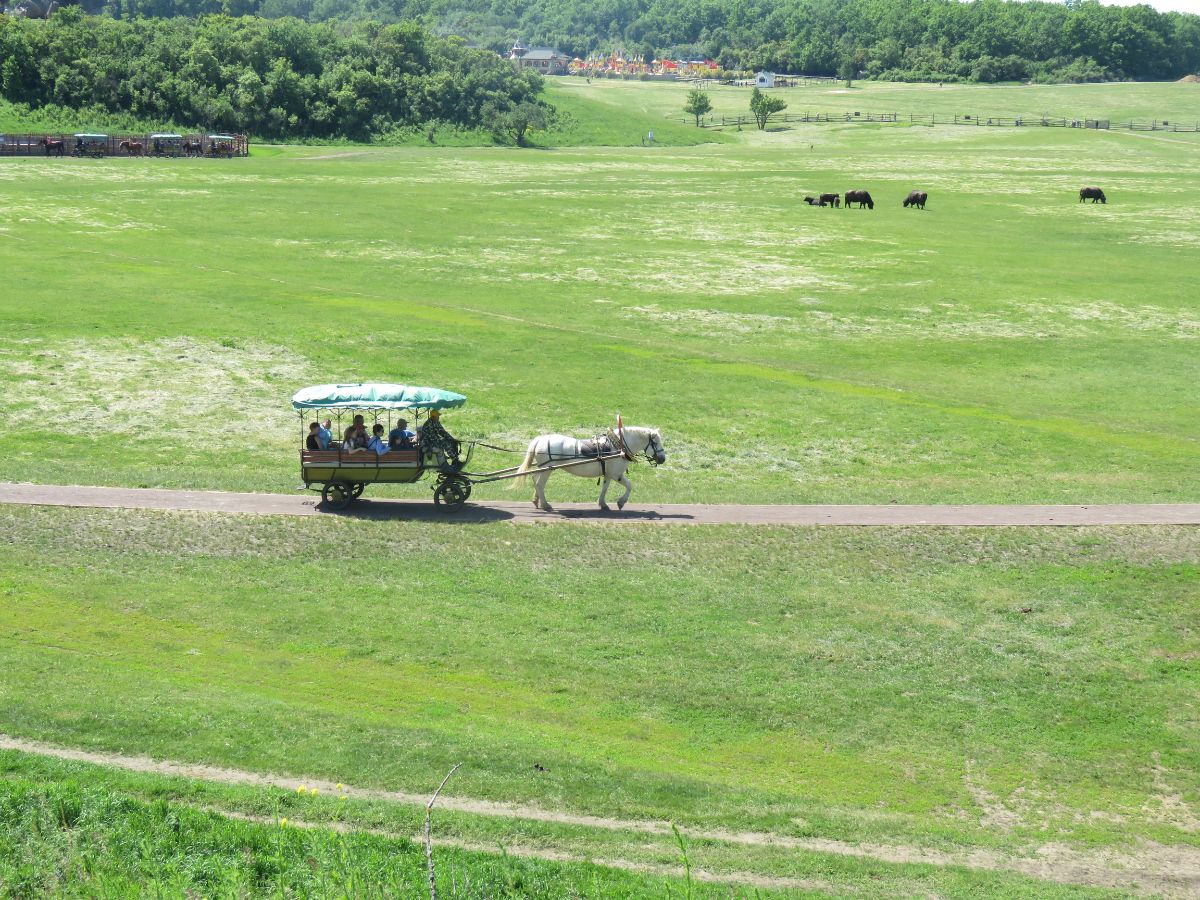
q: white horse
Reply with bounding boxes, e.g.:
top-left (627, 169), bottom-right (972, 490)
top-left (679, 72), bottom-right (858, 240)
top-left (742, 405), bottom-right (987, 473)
top-left (515, 426), bottom-right (666, 512)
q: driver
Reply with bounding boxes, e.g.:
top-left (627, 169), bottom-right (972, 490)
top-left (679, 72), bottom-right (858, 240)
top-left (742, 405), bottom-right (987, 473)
top-left (417, 409), bottom-right (460, 467)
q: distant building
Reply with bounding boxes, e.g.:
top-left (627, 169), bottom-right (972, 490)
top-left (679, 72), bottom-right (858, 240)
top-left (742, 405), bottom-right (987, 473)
top-left (755, 71), bottom-right (776, 88)
top-left (509, 41), bottom-right (570, 75)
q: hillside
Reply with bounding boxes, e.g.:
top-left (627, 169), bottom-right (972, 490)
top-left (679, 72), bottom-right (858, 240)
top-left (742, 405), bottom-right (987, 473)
top-left (69, 0), bottom-right (1200, 83)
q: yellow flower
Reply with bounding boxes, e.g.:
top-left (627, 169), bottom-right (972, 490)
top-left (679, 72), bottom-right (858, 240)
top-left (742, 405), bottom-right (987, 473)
top-left (339, 795), bottom-right (347, 801)
top-left (297, 785), bottom-right (307, 794)
top-left (336, 783), bottom-right (344, 791)
top-left (280, 817), bottom-right (289, 827)
top-left (309, 787), bottom-right (318, 796)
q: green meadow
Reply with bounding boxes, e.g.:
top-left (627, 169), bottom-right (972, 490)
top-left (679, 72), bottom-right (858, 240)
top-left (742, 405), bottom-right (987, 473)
top-left (1, 80), bottom-right (1198, 895)
top-left (1, 79), bottom-right (1198, 504)
top-left (1, 506), bottom-right (1196, 896)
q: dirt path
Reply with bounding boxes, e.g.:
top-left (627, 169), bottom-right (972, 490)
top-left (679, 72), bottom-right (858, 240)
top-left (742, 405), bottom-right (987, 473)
top-left (3, 734), bottom-right (1197, 895)
top-left (2, 482), bottom-right (1198, 526)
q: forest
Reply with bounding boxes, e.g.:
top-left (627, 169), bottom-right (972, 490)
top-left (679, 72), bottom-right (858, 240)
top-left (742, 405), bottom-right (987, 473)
top-left (61, 0), bottom-right (1200, 83)
top-left (0, 10), bottom-right (545, 139)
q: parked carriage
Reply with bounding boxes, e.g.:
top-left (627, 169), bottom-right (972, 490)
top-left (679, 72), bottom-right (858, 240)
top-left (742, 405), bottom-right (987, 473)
top-left (206, 134), bottom-right (239, 157)
top-left (150, 133), bottom-right (183, 157)
top-left (294, 382), bottom-right (640, 512)
top-left (72, 133), bottom-right (108, 157)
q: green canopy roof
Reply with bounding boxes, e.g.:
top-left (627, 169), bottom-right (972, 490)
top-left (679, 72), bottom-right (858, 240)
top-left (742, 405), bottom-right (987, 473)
top-left (291, 383), bottom-right (467, 411)
top-left (74, 133), bottom-right (108, 139)
top-left (150, 133), bottom-right (183, 139)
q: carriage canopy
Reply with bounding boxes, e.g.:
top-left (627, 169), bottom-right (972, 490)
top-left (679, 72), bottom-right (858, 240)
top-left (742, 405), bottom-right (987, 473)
top-left (74, 133), bottom-right (108, 139)
top-left (291, 382), bottom-right (467, 411)
top-left (151, 133), bottom-right (183, 140)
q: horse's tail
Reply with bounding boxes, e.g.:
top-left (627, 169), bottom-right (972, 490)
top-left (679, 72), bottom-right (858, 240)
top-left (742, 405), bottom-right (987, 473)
top-left (509, 440), bottom-right (539, 488)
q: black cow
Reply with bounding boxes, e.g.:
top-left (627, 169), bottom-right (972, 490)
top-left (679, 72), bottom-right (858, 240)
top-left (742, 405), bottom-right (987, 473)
top-left (1079, 187), bottom-right (1106, 204)
top-left (903, 190), bottom-right (928, 209)
top-left (803, 196), bottom-right (818, 205)
top-left (819, 192), bottom-right (840, 208)
top-left (844, 190), bottom-right (874, 209)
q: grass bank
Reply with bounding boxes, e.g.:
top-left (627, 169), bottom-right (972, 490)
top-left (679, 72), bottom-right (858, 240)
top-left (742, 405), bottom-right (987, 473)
top-left (0, 506), bottom-right (1195, 861)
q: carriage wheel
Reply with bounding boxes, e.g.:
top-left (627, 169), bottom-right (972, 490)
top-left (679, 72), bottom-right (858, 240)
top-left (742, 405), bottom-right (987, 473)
top-left (349, 482), bottom-right (366, 499)
top-left (321, 482), bottom-right (353, 510)
top-left (433, 476), bottom-right (471, 512)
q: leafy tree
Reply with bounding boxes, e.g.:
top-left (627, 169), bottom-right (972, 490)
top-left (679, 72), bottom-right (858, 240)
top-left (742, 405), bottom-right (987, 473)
top-left (749, 85), bottom-right (785, 130)
top-left (838, 58), bottom-right (855, 86)
top-left (485, 99), bottom-right (550, 146)
top-left (682, 87), bottom-right (711, 125)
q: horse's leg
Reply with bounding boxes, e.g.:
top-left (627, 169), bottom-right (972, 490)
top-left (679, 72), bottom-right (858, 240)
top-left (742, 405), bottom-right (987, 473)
top-left (533, 471), bottom-right (552, 511)
top-left (616, 473), bottom-right (633, 510)
top-left (598, 477), bottom-right (611, 511)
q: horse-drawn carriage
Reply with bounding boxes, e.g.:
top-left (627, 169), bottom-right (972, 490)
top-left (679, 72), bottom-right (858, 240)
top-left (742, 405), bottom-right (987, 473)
top-left (294, 383), bottom-right (665, 513)
top-left (72, 133), bottom-right (107, 158)
top-left (150, 133), bottom-right (183, 157)
top-left (206, 134), bottom-right (238, 157)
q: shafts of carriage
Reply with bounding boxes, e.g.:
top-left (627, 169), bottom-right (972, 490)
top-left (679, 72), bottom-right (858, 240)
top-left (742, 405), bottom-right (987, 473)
top-left (457, 451), bottom-right (630, 485)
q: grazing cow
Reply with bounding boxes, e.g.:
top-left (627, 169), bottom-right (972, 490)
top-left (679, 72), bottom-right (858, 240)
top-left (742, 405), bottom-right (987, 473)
top-left (803, 196), bottom-right (818, 205)
top-left (903, 190), bottom-right (928, 209)
top-left (844, 189), bottom-right (874, 209)
top-left (819, 192), bottom-right (840, 208)
top-left (40, 138), bottom-right (64, 157)
top-left (1079, 187), bottom-right (1106, 204)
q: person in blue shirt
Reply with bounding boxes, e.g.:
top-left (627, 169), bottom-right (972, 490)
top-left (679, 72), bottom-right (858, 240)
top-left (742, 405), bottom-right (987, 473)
top-left (389, 418), bottom-right (416, 450)
top-left (306, 422), bottom-right (323, 450)
top-left (317, 419), bottom-right (333, 450)
top-left (366, 423), bottom-right (389, 455)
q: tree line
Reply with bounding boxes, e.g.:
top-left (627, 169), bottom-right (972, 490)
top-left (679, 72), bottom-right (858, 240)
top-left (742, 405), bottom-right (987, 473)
top-left (66, 0), bottom-right (1200, 84)
top-left (0, 9), bottom-right (548, 140)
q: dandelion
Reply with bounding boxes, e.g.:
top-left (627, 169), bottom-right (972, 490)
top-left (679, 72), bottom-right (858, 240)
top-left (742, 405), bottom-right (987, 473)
top-left (297, 785), bottom-right (307, 794)
top-left (336, 783), bottom-right (344, 791)
top-left (339, 795), bottom-right (347, 802)
top-left (309, 787), bottom-right (318, 796)
top-left (280, 818), bottom-right (289, 827)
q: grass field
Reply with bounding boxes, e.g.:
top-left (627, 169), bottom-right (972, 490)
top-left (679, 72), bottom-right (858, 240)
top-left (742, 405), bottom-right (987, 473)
top-left (1, 80), bottom-right (1198, 504)
top-left (0, 505), bottom-right (1197, 894)
top-left (1, 80), bottom-right (1198, 896)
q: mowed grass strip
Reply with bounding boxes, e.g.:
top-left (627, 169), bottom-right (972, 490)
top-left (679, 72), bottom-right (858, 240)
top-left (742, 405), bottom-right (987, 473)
top-left (0, 751), bottom-right (1143, 898)
top-left (0, 506), bottom-right (1195, 855)
top-left (1, 79), bottom-right (1198, 503)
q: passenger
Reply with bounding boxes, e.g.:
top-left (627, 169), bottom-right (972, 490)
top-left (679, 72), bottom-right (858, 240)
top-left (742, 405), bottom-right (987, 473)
top-left (318, 419), bottom-right (333, 450)
top-left (388, 418), bottom-right (416, 450)
top-left (306, 422), bottom-right (323, 450)
top-left (342, 415), bottom-right (368, 451)
top-left (367, 423), bottom-right (389, 454)
top-left (418, 409), bottom-right (460, 466)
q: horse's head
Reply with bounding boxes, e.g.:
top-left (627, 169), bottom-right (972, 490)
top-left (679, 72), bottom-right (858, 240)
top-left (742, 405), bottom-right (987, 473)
top-left (643, 428), bottom-right (666, 466)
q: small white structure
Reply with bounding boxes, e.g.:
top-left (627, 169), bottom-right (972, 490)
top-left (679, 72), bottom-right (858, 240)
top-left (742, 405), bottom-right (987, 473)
top-left (755, 71), bottom-right (776, 88)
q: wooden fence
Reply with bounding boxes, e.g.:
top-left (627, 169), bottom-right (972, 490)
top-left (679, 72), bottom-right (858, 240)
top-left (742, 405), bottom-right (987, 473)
top-left (0, 132), bottom-right (250, 157)
top-left (690, 111), bottom-right (1200, 133)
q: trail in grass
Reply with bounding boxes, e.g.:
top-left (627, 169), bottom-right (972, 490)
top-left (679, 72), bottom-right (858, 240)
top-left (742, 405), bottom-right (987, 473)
top-left (210, 808), bottom-right (836, 893)
top-left (4, 734), bottom-right (1198, 896)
